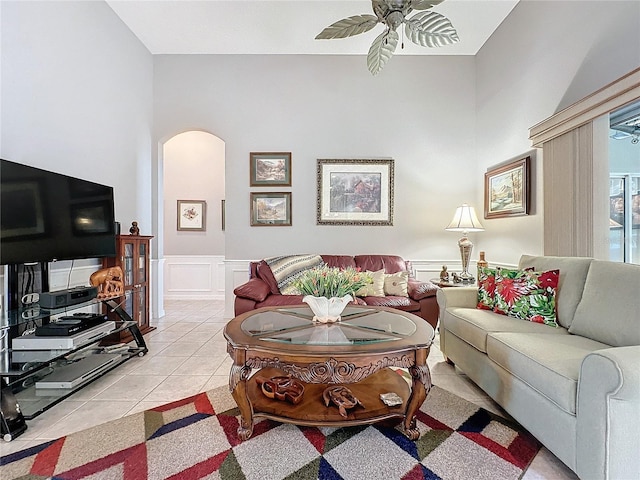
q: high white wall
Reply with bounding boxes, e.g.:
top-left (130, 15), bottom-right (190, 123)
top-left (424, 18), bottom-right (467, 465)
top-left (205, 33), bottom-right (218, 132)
top-left (1, 0), bottom-right (154, 234)
top-left (474, 0), bottom-right (640, 265)
top-left (153, 54), bottom-right (478, 263)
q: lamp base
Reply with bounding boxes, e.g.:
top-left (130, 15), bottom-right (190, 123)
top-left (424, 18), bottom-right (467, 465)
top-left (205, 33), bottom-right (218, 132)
top-left (454, 232), bottom-right (475, 285)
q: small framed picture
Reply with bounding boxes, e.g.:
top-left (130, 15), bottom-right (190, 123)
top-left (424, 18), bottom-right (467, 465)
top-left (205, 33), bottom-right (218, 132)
top-left (250, 192), bottom-right (292, 226)
top-left (484, 156), bottom-right (530, 219)
top-left (250, 152), bottom-right (292, 186)
top-left (177, 200), bottom-right (206, 231)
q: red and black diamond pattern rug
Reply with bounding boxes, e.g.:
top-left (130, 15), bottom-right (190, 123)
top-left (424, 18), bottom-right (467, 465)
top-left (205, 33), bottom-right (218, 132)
top-left (0, 383), bottom-right (540, 480)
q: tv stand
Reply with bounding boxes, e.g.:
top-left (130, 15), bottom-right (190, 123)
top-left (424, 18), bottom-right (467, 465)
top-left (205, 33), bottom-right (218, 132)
top-left (0, 296), bottom-right (148, 441)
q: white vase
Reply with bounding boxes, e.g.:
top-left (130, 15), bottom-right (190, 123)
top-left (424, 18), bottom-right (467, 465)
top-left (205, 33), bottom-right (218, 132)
top-left (302, 294), bottom-right (353, 323)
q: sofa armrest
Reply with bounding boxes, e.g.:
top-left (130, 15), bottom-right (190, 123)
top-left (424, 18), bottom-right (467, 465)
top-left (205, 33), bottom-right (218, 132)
top-left (576, 346), bottom-right (640, 480)
top-left (407, 278), bottom-right (437, 301)
top-left (436, 286), bottom-right (478, 310)
top-left (233, 277), bottom-right (271, 302)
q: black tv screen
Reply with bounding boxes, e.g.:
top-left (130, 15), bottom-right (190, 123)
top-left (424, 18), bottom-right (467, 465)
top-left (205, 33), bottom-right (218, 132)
top-left (1, 159), bottom-right (116, 265)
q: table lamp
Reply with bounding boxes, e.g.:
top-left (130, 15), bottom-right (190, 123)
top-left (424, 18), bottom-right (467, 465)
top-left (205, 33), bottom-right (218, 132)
top-left (445, 204), bottom-right (484, 284)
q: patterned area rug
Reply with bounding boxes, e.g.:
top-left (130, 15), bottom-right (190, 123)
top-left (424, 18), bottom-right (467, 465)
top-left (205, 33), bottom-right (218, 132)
top-left (0, 383), bottom-right (540, 480)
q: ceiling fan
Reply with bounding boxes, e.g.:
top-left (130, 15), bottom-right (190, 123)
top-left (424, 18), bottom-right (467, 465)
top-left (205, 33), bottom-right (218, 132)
top-left (316, 0), bottom-right (459, 76)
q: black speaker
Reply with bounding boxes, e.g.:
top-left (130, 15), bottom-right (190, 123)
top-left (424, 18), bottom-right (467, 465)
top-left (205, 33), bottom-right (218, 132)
top-left (39, 286), bottom-right (98, 309)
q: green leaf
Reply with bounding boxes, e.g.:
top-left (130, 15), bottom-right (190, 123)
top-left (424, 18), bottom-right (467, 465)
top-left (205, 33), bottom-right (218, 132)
top-left (315, 15), bottom-right (379, 39)
top-left (405, 10), bottom-right (459, 48)
top-left (367, 29), bottom-right (399, 76)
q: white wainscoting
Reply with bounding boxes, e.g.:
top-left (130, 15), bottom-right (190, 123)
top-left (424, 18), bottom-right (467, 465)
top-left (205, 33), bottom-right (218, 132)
top-left (410, 259), bottom-right (462, 282)
top-left (224, 259), bottom-right (254, 320)
top-left (164, 255), bottom-right (225, 301)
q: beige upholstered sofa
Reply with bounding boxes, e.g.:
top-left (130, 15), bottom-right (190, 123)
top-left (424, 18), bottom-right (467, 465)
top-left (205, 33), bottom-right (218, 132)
top-left (436, 255), bottom-right (640, 480)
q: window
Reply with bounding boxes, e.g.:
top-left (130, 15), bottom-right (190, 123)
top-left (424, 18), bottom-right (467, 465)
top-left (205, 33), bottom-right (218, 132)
top-left (609, 101), bottom-right (640, 265)
top-left (609, 175), bottom-right (640, 264)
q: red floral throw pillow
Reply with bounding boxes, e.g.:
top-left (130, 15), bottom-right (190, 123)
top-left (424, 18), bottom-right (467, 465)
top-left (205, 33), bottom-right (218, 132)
top-left (477, 267), bottom-right (520, 310)
top-left (477, 267), bottom-right (498, 310)
top-left (493, 268), bottom-right (560, 327)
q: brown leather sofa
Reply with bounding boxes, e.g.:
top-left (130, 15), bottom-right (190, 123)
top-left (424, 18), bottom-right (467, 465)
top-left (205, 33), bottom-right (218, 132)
top-left (233, 254), bottom-right (439, 328)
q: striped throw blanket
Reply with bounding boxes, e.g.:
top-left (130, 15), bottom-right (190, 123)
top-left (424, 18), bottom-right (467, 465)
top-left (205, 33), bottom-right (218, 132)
top-left (265, 254), bottom-right (324, 295)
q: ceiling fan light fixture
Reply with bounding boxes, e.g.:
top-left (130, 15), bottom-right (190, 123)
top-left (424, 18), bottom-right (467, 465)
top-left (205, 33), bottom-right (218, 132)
top-left (315, 0), bottom-right (459, 76)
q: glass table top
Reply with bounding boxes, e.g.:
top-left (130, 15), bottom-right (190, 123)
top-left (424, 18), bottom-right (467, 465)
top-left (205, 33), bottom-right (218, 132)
top-left (240, 306), bottom-right (418, 346)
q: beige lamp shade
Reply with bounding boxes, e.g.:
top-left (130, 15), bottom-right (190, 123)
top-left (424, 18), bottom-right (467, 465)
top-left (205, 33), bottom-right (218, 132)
top-left (445, 204), bottom-right (484, 232)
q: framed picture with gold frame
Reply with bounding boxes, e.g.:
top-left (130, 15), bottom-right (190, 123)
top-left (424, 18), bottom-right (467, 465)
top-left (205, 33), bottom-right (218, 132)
top-left (250, 192), bottom-right (292, 226)
top-left (484, 156), bottom-right (530, 219)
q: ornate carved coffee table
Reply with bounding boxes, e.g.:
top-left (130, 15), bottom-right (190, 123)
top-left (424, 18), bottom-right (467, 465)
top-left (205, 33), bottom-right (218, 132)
top-left (223, 305), bottom-right (434, 440)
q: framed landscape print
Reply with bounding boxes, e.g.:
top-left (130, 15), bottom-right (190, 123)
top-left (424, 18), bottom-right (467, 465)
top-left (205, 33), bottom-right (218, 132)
top-left (484, 156), bottom-right (530, 219)
top-left (250, 152), bottom-right (292, 186)
top-left (316, 159), bottom-right (394, 226)
top-left (250, 192), bottom-right (292, 226)
top-left (177, 200), bottom-right (206, 231)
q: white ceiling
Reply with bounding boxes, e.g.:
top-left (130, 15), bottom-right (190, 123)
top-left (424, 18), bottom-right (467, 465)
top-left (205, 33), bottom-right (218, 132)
top-left (106, 0), bottom-right (519, 56)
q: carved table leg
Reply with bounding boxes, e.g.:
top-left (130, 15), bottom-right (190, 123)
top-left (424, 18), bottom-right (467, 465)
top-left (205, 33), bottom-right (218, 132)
top-left (403, 348), bottom-right (432, 440)
top-left (229, 362), bottom-right (253, 440)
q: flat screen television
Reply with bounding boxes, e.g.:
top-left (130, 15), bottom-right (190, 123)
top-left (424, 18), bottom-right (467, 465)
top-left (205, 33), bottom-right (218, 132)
top-left (1, 159), bottom-right (116, 265)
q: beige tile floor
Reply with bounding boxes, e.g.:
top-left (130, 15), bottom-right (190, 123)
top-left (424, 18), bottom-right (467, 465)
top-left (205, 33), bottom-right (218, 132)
top-left (0, 299), bottom-right (578, 479)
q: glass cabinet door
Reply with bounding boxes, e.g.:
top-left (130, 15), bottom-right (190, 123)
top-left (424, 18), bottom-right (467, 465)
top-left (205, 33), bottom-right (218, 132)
top-left (123, 242), bottom-right (134, 286)
top-left (138, 242), bottom-right (146, 284)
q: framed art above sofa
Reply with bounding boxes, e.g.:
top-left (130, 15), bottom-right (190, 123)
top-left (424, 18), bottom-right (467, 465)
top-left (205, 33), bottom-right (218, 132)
top-left (316, 159), bottom-right (394, 226)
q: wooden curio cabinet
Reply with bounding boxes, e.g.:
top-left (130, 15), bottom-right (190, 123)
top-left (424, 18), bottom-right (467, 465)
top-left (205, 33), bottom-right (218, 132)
top-left (103, 235), bottom-right (155, 341)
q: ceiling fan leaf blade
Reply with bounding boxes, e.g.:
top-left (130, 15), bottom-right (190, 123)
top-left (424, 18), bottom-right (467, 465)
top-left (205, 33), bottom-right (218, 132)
top-left (405, 11), bottom-right (459, 47)
top-left (367, 30), bottom-right (399, 76)
top-left (411, 0), bottom-right (444, 10)
top-left (315, 15), bottom-right (379, 39)
top-left (372, 1), bottom-right (390, 22)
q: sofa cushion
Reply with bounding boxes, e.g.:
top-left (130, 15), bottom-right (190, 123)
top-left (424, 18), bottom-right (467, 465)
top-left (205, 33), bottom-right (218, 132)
top-left (361, 295), bottom-right (420, 312)
top-left (569, 260), bottom-right (640, 346)
top-left (355, 269), bottom-right (385, 297)
top-left (444, 307), bottom-right (568, 353)
top-left (518, 255), bottom-right (593, 328)
top-left (493, 269), bottom-right (560, 327)
top-left (257, 260), bottom-right (280, 294)
top-left (354, 255), bottom-right (407, 274)
top-left (384, 271), bottom-right (409, 297)
top-left (233, 277), bottom-right (270, 302)
top-left (487, 332), bottom-right (610, 414)
top-left (256, 294), bottom-right (305, 309)
top-left (321, 255), bottom-right (357, 269)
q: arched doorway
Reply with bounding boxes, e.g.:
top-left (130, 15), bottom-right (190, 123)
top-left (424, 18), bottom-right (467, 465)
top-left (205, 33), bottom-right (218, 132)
top-left (161, 131), bottom-right (226, 303)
